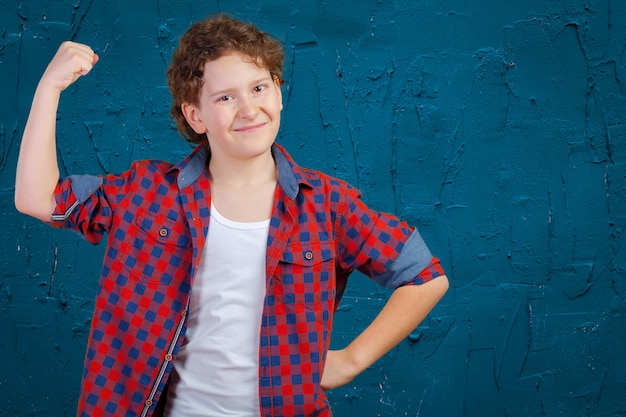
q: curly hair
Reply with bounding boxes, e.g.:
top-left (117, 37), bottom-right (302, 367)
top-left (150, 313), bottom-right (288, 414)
top-left (167, 13), bottom-right (285, 144)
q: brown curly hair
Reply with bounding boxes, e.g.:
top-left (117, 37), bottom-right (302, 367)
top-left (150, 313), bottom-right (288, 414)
top-left (167, 13), bottom-right (285, 144)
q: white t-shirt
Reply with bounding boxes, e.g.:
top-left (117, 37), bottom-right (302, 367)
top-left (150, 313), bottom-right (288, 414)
top-left (164, 203), bottom-right (269, 416)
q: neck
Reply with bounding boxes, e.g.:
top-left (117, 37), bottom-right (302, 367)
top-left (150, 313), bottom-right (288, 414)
top-left (207, 146), bottom-right (278, 222)
top-left (208, 147), bottom-right (277, 188)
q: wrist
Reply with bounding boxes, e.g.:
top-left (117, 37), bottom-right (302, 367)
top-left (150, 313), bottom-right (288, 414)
top-left (36, 78), bottom-right (64, 96)
top-left (341, 345), bottom-right (370, 379)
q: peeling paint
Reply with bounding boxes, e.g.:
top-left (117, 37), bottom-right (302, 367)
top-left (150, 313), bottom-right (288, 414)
top-left (1, 0), bottom-right (625, 416)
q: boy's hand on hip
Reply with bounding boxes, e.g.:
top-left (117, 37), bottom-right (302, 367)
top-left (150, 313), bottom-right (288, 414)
top-left (320, 349), bottom-right (359, 392)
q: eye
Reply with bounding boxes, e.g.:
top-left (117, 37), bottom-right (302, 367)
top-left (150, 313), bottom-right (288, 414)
top-left (218, 95), bottom-right (233, 102)
top-left (253, 84), bottom-right (267, 93)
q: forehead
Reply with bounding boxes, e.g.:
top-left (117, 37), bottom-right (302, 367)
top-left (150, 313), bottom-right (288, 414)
top-left (202, 53), bottom-right (270, 82)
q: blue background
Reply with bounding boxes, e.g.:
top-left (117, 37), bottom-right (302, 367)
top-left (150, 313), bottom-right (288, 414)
top-left (1, 0), bottom-right (625, 415)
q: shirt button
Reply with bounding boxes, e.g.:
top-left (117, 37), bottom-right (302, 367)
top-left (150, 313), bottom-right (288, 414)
top-left (159, 228), bottom-right (168, 237)
top-left (165, 353), bottom-right (173, 361)
top-left (145, 399), bottom-right (153, 407)
top-left (304, 251), bottom-right (313, 260)
top-left (181, 309), bottom-right (187, 317)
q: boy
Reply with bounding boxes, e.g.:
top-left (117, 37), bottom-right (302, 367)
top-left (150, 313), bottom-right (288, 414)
top-left (15, 13), bottom-right (448, 417)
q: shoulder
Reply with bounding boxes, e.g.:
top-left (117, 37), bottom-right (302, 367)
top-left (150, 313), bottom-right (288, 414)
top-left (300, 167), bottom-right (353, 191)
top-left (131, 158), bottom-right (176, 172)
top-left (97, 159), bottom-right (179, 193)
top-left (124, 159), bottom-right (178, 180)
top-left (273, 143), bottom-right (361, 202)
top-left (296, 167), bottom-right (364, 213)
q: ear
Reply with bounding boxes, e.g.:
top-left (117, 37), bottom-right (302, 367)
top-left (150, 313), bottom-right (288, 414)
top-left (181, 102), bottom-right (207, 134)
top-left (273, 76), bottom-right (283, 111)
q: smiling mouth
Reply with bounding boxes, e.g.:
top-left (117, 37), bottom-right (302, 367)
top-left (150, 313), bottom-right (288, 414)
top-left (234, 122), bottom-right (266, 132)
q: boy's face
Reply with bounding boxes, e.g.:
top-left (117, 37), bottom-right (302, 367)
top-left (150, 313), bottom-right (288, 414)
top-left (182, 52), bottom-right (283, 162)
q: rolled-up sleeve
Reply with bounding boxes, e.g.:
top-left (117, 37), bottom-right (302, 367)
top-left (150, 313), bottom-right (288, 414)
top-left (49, 159), bottom-right (142, 245)
top-left (373, 229), bottom-right (444, 289)
top-left (50, 174), bottom-right (109, 244)
top-left (337, 183), bottom-right (445, 289)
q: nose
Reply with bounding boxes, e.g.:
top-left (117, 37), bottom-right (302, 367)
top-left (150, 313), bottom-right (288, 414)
top-left (237, 94), bottom-right (258, 119)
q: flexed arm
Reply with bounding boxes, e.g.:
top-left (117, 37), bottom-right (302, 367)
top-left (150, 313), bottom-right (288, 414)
top-left (15, 41), bottom-right (99, 221)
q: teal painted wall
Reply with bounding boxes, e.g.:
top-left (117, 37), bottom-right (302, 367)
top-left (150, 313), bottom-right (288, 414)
top-left (1, 0), bottom-right (625, 415)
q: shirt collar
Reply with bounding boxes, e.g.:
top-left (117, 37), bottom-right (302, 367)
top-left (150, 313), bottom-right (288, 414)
top-left (169, 142), bottom-right (311, 200)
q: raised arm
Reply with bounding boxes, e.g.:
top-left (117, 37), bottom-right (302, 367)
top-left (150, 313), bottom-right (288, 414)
top-left (15, 41), bottom-right (98, 222)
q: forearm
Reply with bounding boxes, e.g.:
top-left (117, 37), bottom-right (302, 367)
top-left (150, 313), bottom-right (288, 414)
top-left (347, 276), bottom-right (448, 370)
top-left (322, 275), bottom-right (449, 390)
top-left (14, 82), bottom-right (61, 221)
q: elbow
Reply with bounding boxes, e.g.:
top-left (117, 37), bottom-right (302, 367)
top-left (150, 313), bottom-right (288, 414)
top-left (440, 274), bottom-right (450, 293)
top-left (439, 275), bottom-right (450, 297)
top-left (14, 187), bottom-right (28, 215)
top-left (14, 188), bottom-right (55, 222)
top-left (433, 274), bottom-right (449, 300)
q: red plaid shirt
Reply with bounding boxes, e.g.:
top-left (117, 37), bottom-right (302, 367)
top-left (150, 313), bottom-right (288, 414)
top-left (50, 142), bottom-right (444, 417)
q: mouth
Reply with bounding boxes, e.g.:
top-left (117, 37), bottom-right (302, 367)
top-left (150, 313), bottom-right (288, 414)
top-left (234, 122), bottom-right (267, 133)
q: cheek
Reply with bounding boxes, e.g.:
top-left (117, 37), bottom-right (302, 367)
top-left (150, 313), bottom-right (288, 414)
top-left (204, 110), bottom-right (234, 131)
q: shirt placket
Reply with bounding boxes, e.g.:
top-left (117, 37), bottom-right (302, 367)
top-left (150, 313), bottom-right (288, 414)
top-left (259, 187), bottom-right (298, 416)
top-left (141, 179), bottom-right (210, 417)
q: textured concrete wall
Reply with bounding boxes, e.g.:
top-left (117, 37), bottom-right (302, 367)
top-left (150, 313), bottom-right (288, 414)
top-left (1, 0), bottom-right (625, 416)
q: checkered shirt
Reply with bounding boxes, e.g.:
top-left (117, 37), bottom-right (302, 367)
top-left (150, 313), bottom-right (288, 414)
top-left (49, 142), bottom-right (444, 417)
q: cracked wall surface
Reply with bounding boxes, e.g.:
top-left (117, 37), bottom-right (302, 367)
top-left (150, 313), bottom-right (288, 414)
top-left (1, 0), bottom-right (625, 415)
